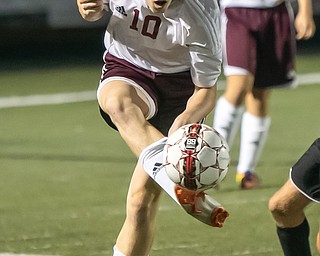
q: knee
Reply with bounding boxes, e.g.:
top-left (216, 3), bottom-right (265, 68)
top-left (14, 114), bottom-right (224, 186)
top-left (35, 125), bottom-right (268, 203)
top-left (268, 195), bottom-right (290, 220)
top-left (127, 188), bottom-right (161, 220)
top-left (100, 95), bottom-right (119, 115)
top-left (100, 96), bottom-right (130, 124)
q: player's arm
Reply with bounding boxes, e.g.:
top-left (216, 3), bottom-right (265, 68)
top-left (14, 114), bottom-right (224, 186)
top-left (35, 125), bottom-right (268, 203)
top-left (168, 85), bottom-right (217, 135)
top-left (295, 0), bottom-right (316, 40)
top-left (170, 13), bottom-right (221, 135)
top-left (77, 0), bottom-right (106, 22)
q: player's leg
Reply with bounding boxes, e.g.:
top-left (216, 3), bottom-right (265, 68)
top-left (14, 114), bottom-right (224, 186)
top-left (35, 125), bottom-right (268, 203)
top-left (238, 3), bottom-right (298, 189)
top-left (115, 163), bottom-right (162, 256)
top-left (269, 180), bottom-right (312, 255)
top-left (213, 7), bottom-right (255, 149)
top-left (213, 74), bottom-right (251, 147)
top-left (98, 80), bottom-right (163, 157)
top-left (236, 88), bottom-right (271, 188)
top-left (98, 80), bottom-right (164, 255)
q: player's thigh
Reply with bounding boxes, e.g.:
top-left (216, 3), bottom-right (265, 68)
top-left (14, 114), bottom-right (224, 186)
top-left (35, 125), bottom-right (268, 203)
top-left (245, 88), bottom-right (271, 116)
top-left (98, 79), bottom-right (150, 118)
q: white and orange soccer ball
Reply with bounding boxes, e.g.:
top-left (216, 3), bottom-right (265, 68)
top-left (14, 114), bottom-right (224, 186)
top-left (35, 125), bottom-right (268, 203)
top-left (163, 123), bottom-right (230, 191)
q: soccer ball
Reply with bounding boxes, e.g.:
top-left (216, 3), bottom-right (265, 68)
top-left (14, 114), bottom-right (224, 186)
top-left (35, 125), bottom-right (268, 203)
top-left (163, 123), bottom-right (230, 191)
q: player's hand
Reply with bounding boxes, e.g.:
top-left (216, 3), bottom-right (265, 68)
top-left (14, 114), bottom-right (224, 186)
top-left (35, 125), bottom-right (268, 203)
top-left (295, 13), bottom-right (316, 40)
top-left (77, 0), bottom-right (105, 21)
top-left (168, 112), bottom-right (198, 136)
top-left (168, 115), bottom-right (188, 136)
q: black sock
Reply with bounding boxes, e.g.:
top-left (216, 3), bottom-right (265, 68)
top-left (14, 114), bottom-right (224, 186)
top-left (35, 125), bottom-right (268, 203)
top-left (276, 218), bottom-right (311, 256)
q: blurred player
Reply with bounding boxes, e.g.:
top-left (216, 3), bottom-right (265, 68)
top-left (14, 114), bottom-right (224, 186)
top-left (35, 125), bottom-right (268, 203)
top-left (77, 0), bottom-right (228, 255)
top-left (269, 138), bottom-right (320, 255)
top-left (213, 0), bottom-right (315, 189)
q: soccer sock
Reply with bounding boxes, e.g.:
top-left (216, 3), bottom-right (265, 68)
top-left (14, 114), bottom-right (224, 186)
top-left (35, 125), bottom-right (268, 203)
top-left (113, 245), bottom-right (126, 256)
top-left (213, 96), bottom-right (244, 147)
top-left (276, 218), bottom-right (311, 256)
top-left (139, 137), bottom-right (180, 204)
top-left (237, 112), bottom-right (271, 174)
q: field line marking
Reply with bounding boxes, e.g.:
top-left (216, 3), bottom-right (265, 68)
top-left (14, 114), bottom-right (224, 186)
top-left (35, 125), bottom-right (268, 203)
top-left (0, 90), bottom-right (96, 109)
top-left (0, 72), bottom-right (319, 109)
top-left (217, 71), bottom-right (320, 90)
top-left (0, 254), bottom-right (60, 256)
top-left (297, 72), bottom-right (320, 85)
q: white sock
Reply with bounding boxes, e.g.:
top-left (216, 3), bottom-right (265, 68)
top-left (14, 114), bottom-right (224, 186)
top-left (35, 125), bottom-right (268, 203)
top-left (139, 137), bottom-right (180, 204)
top-left (213, 97), bottom-right (244, 147)
top-left (113, 245), bottom-right (126, 256)
top-left (237, 112), bottom-right (271, 174)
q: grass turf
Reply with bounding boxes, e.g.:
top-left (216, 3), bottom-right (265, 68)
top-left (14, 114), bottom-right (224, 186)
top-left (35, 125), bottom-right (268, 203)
top-left (0, 54), bottom-right (319, 256)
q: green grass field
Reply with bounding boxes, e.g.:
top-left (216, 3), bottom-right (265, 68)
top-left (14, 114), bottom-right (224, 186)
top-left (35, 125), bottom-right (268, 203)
top-left (0, 53), bottom-right (319, 256)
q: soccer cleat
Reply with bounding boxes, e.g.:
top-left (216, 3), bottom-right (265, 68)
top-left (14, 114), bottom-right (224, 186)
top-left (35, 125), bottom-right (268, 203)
top-left (236, 172), bottom-right (245, 184)
top-left (175, 186), bottom-right (229, 228)
top-left (238, 171), bottom-right (259, 190)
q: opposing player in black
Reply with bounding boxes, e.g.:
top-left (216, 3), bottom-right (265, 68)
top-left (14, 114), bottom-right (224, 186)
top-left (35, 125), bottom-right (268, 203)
top-left (269, 138), bottom-right (320, 255)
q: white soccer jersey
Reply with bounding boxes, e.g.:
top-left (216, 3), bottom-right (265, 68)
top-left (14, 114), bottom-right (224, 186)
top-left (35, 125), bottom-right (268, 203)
top-left (102, 0), bottom-right (221, 87)
top-left (219, 0), bottom-right (290, 8)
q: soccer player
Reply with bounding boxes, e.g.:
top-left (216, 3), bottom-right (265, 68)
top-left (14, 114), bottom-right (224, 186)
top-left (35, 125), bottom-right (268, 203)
top-left (77, 0), bottom-right (228, 255)
top-left (269, 138), bottom-right (320, 255)
top-left (213, 0), bottom-right (315, 189)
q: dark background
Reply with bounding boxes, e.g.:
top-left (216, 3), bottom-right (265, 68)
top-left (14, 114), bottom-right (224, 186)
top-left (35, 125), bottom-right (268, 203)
top-left (0, 1), bottom-right (319, 71)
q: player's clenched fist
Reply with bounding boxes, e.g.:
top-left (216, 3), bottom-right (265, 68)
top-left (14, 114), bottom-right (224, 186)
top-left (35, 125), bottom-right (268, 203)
top-left (77, 0), bottom-right (105, 22)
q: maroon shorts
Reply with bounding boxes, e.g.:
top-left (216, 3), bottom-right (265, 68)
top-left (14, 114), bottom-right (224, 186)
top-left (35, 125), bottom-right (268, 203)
top-left (222, 3), bottom-right (296, 88)
top-left (99, 53), bottom-right (194, 135)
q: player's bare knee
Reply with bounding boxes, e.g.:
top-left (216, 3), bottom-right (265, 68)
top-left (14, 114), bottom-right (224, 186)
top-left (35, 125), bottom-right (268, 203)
top-left (127, 188), bottom-right (160, 213)
top-left (268, 195), bottom-right (290, 219)
top-left (99, 93), bottom-right (118, 113)
top-left (126, 192), bottom-right (160, 227)
top-left (101, 97), bottom-right (132, 125)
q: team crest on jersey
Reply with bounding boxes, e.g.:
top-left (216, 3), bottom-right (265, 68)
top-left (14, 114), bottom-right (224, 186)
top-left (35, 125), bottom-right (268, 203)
top-left (115, 6), bottom-right (127, 16)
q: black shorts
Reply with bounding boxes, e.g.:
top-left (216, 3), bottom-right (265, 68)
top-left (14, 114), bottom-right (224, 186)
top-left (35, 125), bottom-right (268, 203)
top-left (98, 53), bottom-right (194, 135)
top-left (290, 138), bottom-right (320, 202)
